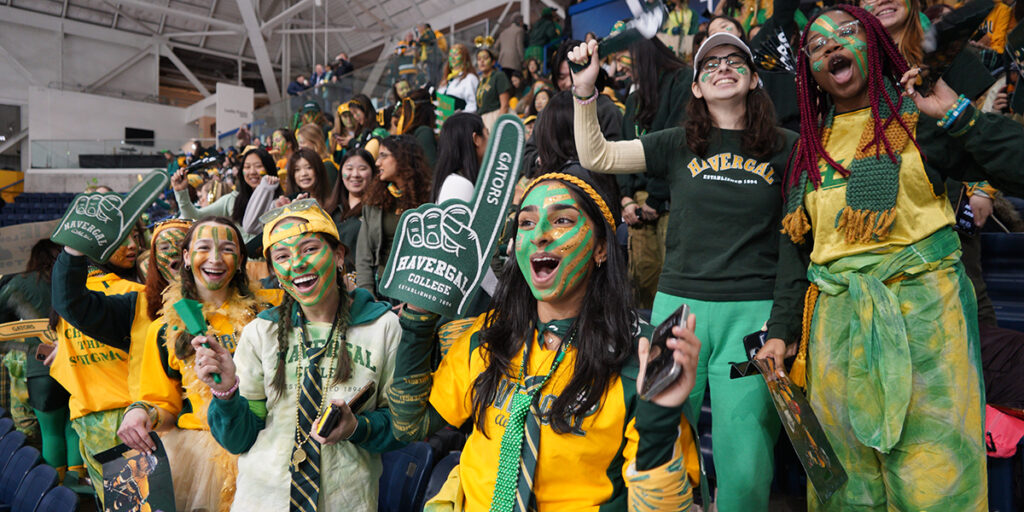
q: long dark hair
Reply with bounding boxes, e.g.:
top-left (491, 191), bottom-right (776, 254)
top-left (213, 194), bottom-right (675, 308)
top-left (233, 147), bottom-right (280, 224)
top-left (363, 135), bottom-right (432, 212)
top-left (629, 37), bottom-right (687, 130)
top-left (533, 91), bottom-right (577, 172)
top-left (287, 148), bottom-right (332, 206)
top-left (432, 112), bottom-right (485, 202)
top-left (326, 149), bottom-right (377, 218)
top-left (267, 231), bottom-right (353, 395)
top-left (397, 88), bottom-right (436, 136)
top-left (25, 239), bottom-right (60, 282)
top-left (349, 94), bottom-right (380, 136)
top-left (175, 217), bottom-right (253, 359)
top-left (471, 166), bottom-right (636, 435)
top-left (788, 5), bottom-right (918, 191)
top-left (685, 49), bottom-right (780, 159)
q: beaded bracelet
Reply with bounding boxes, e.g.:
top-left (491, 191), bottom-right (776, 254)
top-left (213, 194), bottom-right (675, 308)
top-left (949, 108), bottom-right (981, 138)
top-left (572, 86), bottom-right (599, 105)
top-left (126, 401), bottom-right (161, 429)
top-left (212, 376), bottom-right (240, 399)
top-left (937, 94), bottom-right (970, 129)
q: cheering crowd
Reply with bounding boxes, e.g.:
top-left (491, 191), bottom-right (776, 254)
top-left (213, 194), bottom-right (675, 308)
top-left (3, 0), bottom-right (1024, 510)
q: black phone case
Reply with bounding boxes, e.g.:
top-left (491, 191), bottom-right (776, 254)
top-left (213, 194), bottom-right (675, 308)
top-left (640, 304), bottom-right (689, 400)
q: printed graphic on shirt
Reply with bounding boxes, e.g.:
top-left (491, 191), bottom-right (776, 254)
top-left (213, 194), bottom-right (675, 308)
top-left (686, 153), bottom-right (776, 184)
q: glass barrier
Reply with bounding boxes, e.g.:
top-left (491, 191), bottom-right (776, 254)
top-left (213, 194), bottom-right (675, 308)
top-left (31, 139), bottom-right (218, 169)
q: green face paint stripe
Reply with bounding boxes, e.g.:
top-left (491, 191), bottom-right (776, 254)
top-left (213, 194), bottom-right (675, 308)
top-left (736, 66), bottom-right (748, 75)
top-left (701, 72), bottom-right (712, 82)
top-left (270, 233), bottom-right (337, 306)
top-left (515, 183), bottom-right (597, 300)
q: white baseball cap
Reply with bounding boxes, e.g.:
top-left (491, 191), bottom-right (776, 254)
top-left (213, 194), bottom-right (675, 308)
top-left (693, 32), bottom-right (754, 71)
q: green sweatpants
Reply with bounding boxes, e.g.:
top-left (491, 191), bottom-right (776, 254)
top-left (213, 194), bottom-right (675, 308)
top-left (71, 407), bottom-right (126, 502)
top-left (33, 408), bottom-right (83, 468)
top-left (652, 293), bottom-right (780, 512)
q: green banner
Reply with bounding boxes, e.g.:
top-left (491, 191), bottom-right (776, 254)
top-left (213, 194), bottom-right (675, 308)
top-left (50, 170), bottom-right (168, 263)
top-left (380, 114), bottom-right (524, 317)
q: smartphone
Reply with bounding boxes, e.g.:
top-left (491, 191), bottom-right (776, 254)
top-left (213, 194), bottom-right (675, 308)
top-left (34, 343), bottom-right (54, 362)
top-left (315, 381), bottom-right (376, 437)
top-left (640, 304), bottom-right (690, 401)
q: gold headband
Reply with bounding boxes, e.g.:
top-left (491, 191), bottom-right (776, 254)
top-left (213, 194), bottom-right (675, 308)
top-left (521, 172), bottom-right (616, 228)
top-left (152, 219), bottom-right (193, 241)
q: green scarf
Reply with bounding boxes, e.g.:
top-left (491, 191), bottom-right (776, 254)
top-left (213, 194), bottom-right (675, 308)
top-left (782, 81), bottom-right (919, 245)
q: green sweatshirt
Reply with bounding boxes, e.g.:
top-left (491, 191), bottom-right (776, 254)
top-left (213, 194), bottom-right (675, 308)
top-left (640, 127), bottom-right (801, 308)
top-left (767, 104), bottom-right (1024, 346)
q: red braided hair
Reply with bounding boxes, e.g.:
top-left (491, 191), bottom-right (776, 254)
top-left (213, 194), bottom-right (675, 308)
top-left (787, 5), bottom-right (920, 193)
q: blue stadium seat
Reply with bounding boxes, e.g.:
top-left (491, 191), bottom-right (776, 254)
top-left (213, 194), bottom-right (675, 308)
top-left (0, 431), bottom-right (25, 473)
top-left (981, 233), bottom-right (1024, 332)
top-left (378, 442), bottom-right (435, 512)
top-left (36, 486), bottom-right (78, 512)
top-left (421, 451), bottom-right (460, 509)
top-left (9, 464), bottom-right (56, 512)
top-left (0, 446), bottom-right (39, 505)
top-left (0, 419), bottom-right (13, 438)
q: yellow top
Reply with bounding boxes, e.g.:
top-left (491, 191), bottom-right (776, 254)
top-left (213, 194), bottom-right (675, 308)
top-left (804, 108), bottom-right (955, 264)
top-left (429, 315), bottom-right (700, 511)
top-left (51, 272), bottom-right (147, 419)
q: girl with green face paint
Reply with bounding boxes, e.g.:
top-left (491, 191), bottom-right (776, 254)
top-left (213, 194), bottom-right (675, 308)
top-left (186, 223), bottom-right (240, 292)
top-left (153, 227), bottom-right (187, 283)
top-left (515, 182), bottom-right (598, 302)
top-left (268, 224), bottom-right (341, 308)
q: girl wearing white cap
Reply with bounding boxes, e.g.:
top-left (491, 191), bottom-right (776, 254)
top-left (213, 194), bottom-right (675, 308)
top-left (569, 34), bottom-right (802, 511)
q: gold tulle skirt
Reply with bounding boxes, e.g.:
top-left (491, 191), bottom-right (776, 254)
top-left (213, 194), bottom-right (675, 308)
top-left (161, 428), bottom-right (238, 512)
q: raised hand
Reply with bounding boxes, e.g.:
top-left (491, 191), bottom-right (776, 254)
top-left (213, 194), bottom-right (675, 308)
top-left (379, 115), bottom-right (525, 317)
top-left (568, 40), bottom-right (601, 97)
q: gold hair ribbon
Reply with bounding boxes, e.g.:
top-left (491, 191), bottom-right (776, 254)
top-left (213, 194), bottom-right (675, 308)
top-left (521, 172), bottom-right (616, 228)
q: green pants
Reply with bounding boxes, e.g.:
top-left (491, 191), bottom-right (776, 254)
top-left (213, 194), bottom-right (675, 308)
top-left (71, 408), bottom-right (126, 502)
top-left (652, 294), bottom-right (780, 512)
top-left (807, 262), bottom-right (987, 510)
top-left (33, 407), bottom-right (82, 469)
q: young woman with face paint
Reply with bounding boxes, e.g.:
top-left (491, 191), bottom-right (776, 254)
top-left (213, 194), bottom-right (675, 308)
top-left (343, 94), bottom-right (391, 161)
top-left (570, 35), bottom-right (800, 511)
top-left (324, 149), bottom-right (377, 272)
top-left (194, 203), bottom-right (403, 511)
top-left (355, 135), bottom-right (432, 297)
top-left (50, 226), bottom-right (188, 501)
top-left (119, 217), bottom-right (279, 512)
top-left (771, 6), bottom-right (1024, 509)
top-left (439, 44), bottom-right (480, 113)
top-left (388, 166), bottom-right (703, 511)
top-left (172, 148), bottom-right (280, 246)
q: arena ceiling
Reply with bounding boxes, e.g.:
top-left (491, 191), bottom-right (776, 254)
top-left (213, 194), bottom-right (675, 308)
top-left (1, 0), bottom-right (520, 102)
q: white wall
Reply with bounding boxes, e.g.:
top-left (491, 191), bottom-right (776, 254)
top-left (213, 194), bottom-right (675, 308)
top-left (28, 87), bottom-right (194, 142)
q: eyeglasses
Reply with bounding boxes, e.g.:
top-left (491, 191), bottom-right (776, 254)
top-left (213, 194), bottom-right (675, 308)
top-left (699, 53), bottom-right (748, 73)
top-left (258, 197), bottom-right (321, 224)
top-left (803, 20), bottom-right (862, 60)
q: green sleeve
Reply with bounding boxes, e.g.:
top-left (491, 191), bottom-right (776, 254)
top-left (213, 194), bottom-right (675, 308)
top-left (208, 392), bottom-right (267, 454)
top-left (766, 230), bottom-right (811, 345)
top-left (51, 252), bottom-right (137, 352)
top-left (639, 128), bottom-right (684, 180)
top-left (635, 400), bottom-right (686, 471)
top-left (174, 189), bottom-right (237, 220)
top-left (414, 125), bottom-right (438, 168)
top-left (348, 408), bottom-right (407, 453)
top-left (920, 105), bottom-right (1024, 197)
top-left (387, 310), bottom-right (448, 443)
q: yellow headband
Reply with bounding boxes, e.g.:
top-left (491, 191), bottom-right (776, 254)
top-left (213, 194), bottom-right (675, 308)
top-left (521, 172), bottom-right (616, 228)
top-left (261, 199), bottom-right (340, 257)
top-left (152, 219), bottom-right (193, 242)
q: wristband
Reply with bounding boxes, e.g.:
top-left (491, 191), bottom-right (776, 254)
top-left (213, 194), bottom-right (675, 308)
top-left (572, 86), bottom-right (599, 105)
top-left (212, 376), bottom-right (240, 399)
top-left (126, 401), bottom-right (161, 430)
top-left (949, 108), bottom-right (981, 138)
top-left (937, 94), bottom-right (969, 129)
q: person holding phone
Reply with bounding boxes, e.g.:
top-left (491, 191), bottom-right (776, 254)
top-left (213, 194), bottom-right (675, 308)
top-left (569, 35), bottom-right (802, 511)
top-left (194, 200), bottom-right (405, 511)
top-left (388, 166), bottom-right (702, 510)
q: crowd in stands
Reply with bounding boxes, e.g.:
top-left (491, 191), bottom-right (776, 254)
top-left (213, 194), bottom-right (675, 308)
top-left (3, 0), bottom-right (1024, 510)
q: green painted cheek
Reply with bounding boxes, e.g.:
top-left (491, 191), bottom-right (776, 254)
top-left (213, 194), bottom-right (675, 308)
top-left (272, 236), bottom-right (337, 306)
top-left (813, 60), bottom-right (824, 72)
top-left (700, 72), bottom-right (712, 83)
top-left (736, 66), bottom-right (748, 75)
top-left (540, 223), bottom-right (594, 301)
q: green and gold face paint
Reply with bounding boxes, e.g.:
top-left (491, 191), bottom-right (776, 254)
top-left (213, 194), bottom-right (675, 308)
top-left (515, 182), bottom-right (596, 302)
top-left (108, 234), bottom-right (139, 270)
top-left (268, 222), bottom-right (338, 307)
top-left (188, 223), bottom-right (239, 291)
top-left (154, 227), bottom-right (187, 282)
top-left (806, 15), bottom-right (867, 77)
top-left (449, 48), bottom-right (464, 69)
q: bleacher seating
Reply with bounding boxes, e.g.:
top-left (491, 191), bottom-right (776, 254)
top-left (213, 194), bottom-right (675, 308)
top-left (0, 447), bottom-right (39, 506)
top-left (7, 465), bottom-right (56, 512)
top-left (378, 441), bottom-right (435, 512)
top-left (981, 233), bottom-right (1024, 332)
top-left (0, 433), bottom-right (25, 475)
top-left (36, 486), bottom-right (78, 512)
top-left (0, 193), bottom-right (76, 227)
top-left (0, 420), bottom-right (12, 439)
top-left (423, 451), bottom-right (460, 509)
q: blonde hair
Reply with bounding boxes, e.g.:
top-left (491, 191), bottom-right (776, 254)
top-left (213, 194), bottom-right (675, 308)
top-left (296, 123), bottom-right (330, 160)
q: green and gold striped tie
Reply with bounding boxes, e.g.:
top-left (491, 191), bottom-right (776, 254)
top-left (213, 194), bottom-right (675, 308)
top-left (290, 339), bottom-right (330, 511)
